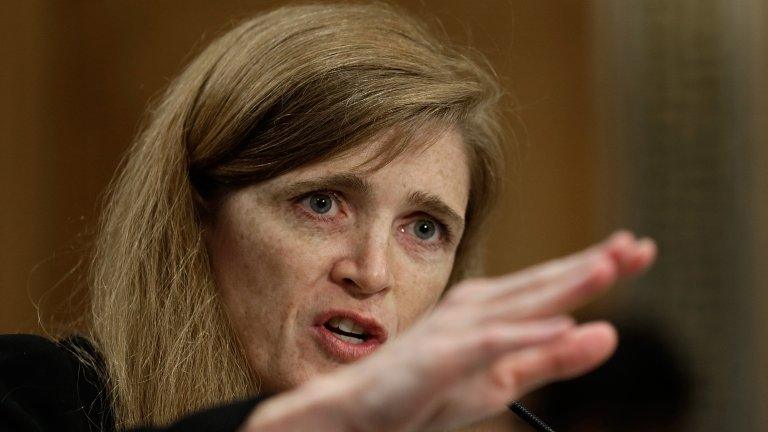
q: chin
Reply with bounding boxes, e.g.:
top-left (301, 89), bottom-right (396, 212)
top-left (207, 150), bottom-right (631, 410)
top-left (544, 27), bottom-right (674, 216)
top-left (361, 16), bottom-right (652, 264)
top-left (259, 360), bottom-right (338, 395)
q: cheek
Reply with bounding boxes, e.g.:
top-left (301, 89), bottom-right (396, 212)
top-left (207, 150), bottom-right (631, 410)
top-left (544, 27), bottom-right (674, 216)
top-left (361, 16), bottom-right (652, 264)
top-left (209, 213), bottom-right (333, 334)
top-left (224, 225), bottom-right (318, 288)
top-left (394, 259), bottom-right (454, 334)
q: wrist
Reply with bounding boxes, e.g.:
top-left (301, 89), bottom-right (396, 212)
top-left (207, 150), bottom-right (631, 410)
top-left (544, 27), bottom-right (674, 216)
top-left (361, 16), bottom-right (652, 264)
top-left (239, 376), bottom-right (355, 432)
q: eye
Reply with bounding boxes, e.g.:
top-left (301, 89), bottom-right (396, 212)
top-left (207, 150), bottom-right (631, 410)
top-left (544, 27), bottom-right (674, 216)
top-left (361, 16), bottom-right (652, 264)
top-left (298, 191), bottom-right (341, 218)
top-left (413, 219), bottom-right (437, 240)
top-left (402, 217), bottom-right (451, 246)
top-left (309, 194), bottom-right (332, 214)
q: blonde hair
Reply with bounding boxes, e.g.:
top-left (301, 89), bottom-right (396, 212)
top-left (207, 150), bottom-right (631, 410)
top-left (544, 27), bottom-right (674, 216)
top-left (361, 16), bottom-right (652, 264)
top-left (87, 1), bottom-right (507, 428)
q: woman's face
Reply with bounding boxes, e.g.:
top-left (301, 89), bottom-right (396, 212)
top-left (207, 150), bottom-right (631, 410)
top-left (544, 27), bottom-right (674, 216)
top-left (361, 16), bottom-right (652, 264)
top-left (205, 129), bottom-right (470, 394)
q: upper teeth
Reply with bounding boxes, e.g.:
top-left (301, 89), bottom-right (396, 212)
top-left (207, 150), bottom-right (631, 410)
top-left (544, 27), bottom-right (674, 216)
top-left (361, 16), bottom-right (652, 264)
top-left (328, 317), bottom-right (367, 335)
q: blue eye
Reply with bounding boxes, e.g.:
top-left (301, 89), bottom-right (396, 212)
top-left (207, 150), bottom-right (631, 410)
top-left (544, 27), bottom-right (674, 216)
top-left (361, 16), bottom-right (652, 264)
top-left (298, 192), bottom-right (340, 218)
top-left (412, 219), bottom-right (437, 240)
top-left (309, 193), bottom-right (333, 214)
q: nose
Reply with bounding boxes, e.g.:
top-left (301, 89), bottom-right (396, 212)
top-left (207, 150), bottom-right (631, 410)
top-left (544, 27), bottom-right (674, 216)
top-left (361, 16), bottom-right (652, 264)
top-left (330, 228), bottom-right (394, 298)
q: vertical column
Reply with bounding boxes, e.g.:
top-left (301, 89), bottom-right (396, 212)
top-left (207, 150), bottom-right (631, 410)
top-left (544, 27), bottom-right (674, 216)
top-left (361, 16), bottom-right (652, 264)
top-left (730, 1), bottom-right (768, 428)
top-left (592, 0), bottom-right (764, 430)
top-left (0, 1), bottom-right (55, 332)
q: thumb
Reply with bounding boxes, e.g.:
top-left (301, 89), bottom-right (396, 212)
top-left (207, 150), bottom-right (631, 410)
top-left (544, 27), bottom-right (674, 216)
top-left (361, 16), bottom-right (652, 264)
top-left (494, 321), bottom-right (618, 397)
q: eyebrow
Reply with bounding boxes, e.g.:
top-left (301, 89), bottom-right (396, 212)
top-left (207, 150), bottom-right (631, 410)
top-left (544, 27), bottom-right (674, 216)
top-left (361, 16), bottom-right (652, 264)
top-left (279, 173), bottom-right (372, 198)
top-left (405, 190), bottom-right (465, 231)
top-left (280, 173), bottom-right (465, 230)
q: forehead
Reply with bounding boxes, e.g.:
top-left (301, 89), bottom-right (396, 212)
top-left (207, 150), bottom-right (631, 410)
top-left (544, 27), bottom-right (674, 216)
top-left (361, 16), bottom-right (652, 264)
top-left (272, 129), bottom-right (470, 213)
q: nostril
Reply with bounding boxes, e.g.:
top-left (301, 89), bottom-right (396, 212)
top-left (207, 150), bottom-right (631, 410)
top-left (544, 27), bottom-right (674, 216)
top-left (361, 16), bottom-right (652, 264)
top-left (343, 278), bottom-right (354, 285)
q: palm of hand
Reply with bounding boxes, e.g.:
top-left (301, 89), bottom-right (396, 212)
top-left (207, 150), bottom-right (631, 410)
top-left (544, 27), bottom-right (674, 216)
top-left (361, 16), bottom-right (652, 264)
top-left (337, 232), bottom-right (654, 432)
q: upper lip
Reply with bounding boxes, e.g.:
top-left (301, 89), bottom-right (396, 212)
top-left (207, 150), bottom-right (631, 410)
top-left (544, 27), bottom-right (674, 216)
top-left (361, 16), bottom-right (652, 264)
top-left (314, 309), bottom-right (389, 343)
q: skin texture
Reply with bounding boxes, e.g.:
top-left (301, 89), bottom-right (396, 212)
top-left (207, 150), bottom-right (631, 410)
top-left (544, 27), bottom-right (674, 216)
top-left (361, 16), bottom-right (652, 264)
top-left (205, 128), bottom-right (470, 395)
top-left (205, 128), bottom-right (659, 432)
top-left (240, 231), bottom-right (657, 432)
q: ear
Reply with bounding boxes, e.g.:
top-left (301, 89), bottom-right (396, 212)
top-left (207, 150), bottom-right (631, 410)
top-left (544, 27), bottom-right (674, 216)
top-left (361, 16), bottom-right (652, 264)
top-left (196, 193), bottom-right (224, 250)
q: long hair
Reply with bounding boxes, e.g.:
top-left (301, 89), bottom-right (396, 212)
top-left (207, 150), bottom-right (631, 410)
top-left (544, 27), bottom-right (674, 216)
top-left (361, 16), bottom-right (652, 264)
top-left (87, 2), bottom-right (507, 428)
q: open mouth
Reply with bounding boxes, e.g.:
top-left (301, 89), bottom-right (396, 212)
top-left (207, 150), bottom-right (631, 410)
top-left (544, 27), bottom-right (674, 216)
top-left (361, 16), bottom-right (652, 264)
top-left (312, 310), bottom-right (387, 362)
top-left (323, 316), bottom-right (371, 344)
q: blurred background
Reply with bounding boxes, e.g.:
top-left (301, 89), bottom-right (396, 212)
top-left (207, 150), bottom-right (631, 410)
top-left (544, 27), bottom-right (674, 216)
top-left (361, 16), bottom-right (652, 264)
top-left (0, 1), bottom-right (765, 431)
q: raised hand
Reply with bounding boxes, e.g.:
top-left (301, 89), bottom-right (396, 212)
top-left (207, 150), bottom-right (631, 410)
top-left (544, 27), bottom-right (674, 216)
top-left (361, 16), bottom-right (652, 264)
top-left (242, 231), bottom-right (656, 432)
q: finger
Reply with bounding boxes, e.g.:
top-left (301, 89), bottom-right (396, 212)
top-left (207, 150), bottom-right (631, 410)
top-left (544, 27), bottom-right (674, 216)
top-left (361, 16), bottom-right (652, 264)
top-left (456, 235), bottom-right (617, 304)
top-left (624, 237), bottom-right (657, 276)
top-left (487, 255), bottom-right (617, 321)
top-left (603, 230), bottom-right (636, 277)
top-left (603, 232), bottom-right (656, 278)
top-left (494, 235), bottom-right (655, 320)
top-left (465, 315), bottom-right (577, 361)
top-left (495, 321), bottom-right (618, 396)
top-left (458, 230), bottom-right (646, 305)
top-left (392, 316), bottom-right (577, 404)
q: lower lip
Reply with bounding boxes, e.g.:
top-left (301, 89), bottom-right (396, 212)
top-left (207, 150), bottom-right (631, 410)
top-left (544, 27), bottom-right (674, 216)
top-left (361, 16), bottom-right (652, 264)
top-left (311, 325), bottom-right (382, 363)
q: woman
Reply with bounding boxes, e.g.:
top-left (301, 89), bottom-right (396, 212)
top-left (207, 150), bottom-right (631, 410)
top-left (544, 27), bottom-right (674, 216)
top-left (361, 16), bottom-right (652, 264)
top-left (0, 2), bottom-right (655, 432)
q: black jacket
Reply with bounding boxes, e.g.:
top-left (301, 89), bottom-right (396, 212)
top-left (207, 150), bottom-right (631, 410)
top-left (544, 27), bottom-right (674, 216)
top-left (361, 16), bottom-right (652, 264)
top-left (0, 334), bottom-right (265, 432)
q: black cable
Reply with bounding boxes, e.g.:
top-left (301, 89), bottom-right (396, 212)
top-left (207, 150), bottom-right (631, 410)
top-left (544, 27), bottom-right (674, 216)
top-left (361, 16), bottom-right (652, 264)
top-left (508, 401), bottom-right (556, 432)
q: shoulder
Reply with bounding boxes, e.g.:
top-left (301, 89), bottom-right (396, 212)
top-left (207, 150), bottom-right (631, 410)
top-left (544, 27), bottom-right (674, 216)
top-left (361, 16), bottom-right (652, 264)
top-left (0, 333), bottom-right (88, 389)
top-left (0, 334), bottom-right (77, 395)
top-left (0, 333), bottom-right (70, 364)
top-left (0, 333), bottom-right (112, 432)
